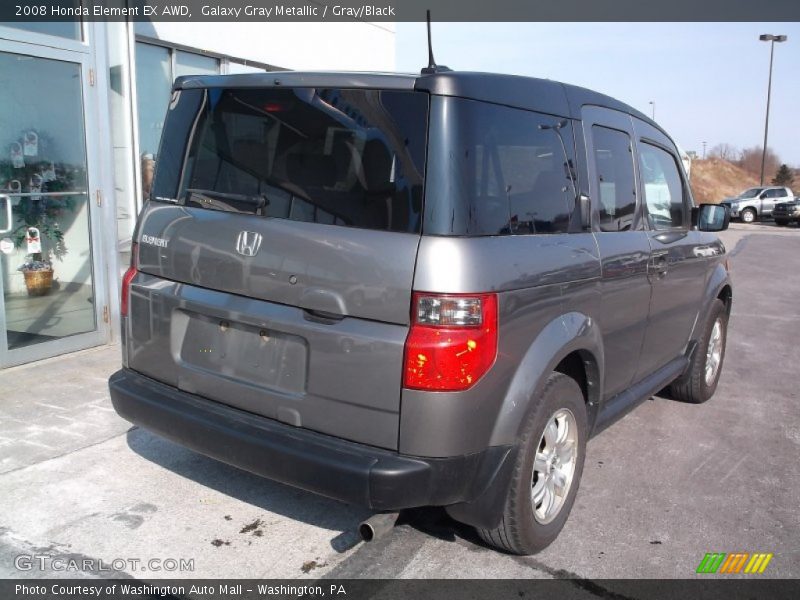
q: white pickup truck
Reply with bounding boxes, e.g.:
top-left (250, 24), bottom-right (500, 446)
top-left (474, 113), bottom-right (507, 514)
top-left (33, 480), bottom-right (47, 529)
top-left (720, 186), bottom-right (795, 223)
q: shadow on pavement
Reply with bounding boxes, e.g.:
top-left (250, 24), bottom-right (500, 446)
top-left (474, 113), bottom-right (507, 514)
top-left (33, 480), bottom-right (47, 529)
top-left (125, 427), bottom-right (370, 552)
top-left (399, 506), bottom-right (494, 550)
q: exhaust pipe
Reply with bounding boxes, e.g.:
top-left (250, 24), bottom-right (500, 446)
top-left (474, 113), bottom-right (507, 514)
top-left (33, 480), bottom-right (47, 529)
top-left (358, 512), bottom-right (399, 542)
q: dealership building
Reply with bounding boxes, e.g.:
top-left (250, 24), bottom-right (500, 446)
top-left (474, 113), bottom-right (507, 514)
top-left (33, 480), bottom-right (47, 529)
top-left (0, 18), bottom-right (395, 368)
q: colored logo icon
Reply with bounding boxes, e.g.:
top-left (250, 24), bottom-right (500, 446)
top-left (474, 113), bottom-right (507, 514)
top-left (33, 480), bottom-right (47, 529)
top-left (696, 552), bottom-right (773, 574)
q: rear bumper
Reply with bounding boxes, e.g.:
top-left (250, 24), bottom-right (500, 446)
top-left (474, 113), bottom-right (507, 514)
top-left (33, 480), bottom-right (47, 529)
top-left (109, 369), bottom-right (513, 514)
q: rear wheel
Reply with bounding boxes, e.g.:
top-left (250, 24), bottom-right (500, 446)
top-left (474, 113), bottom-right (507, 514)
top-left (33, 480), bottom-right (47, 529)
top-left (670, 299), bottom-right (728, 404)
top-left (477, 372), bottom-right (587, 554)
top-left (741, 208), bottom-right (756, 223)
top-left (775, 219), bottom-right (788, 226)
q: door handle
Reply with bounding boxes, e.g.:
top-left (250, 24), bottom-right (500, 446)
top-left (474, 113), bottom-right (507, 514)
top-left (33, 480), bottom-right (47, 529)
top-left (578, 193), bottom-right (591, 229)
top-left (650, 250), bottom-right (669, 277)
top-left (0, 194), bottom-right (12, 234)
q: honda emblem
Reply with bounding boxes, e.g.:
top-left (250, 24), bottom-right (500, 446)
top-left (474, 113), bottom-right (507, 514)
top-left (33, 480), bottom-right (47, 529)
top-left (235, 231), bottom-right (263, 257)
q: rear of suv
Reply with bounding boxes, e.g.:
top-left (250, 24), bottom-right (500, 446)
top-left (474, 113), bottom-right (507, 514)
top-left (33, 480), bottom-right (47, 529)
top-left (110, 71), bottom-right (732, 554)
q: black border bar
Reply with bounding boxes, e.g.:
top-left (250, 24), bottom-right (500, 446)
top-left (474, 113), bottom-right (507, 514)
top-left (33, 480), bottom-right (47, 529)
top-left (3, 0), bottom-right (800, 22)
top-left (4, 579), bottom-right (800, 600)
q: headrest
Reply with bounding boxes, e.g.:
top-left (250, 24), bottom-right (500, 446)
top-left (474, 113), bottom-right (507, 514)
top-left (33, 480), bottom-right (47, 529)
top-left (286, 153), bottom-right (337, 187)
top-left (360, 139), bottom-right (394, 194)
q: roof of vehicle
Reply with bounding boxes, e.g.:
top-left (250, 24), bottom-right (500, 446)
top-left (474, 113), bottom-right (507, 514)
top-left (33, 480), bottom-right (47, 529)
top-left (173, 70), bottom-right (657, 125)
top-left (738, 186), bottom-right (791, 192)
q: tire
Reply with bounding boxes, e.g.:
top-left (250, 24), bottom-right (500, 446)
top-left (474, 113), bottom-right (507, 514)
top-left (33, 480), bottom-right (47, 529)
top-left (670, 299), bottom-right (728, 404)
top-left (477, 372), bottom-right (587, 555)
top-left (741, 208), bottom-right (756, 223)
top-left (775, 219), bottom-right (788, 227)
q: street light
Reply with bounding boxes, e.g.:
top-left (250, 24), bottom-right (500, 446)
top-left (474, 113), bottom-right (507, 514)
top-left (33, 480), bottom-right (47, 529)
top-left (758, 33), bottom-right (788, 185)
top-left (648, 101), bottom-right (655, 120)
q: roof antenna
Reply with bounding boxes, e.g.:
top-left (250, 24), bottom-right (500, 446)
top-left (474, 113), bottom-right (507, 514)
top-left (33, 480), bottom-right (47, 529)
top-left (421, 10), bottom-right (451, 74)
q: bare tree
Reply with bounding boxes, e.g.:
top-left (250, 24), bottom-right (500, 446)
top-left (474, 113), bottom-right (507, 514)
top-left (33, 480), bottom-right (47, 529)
top-left (708, 143), bottom-right (739, 161)
top-left (736, 146), bottom-right (780, 178)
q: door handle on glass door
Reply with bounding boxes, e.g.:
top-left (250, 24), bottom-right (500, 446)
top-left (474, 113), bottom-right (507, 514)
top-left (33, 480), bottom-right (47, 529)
top-left (0, 195), bottom-right (13, 234)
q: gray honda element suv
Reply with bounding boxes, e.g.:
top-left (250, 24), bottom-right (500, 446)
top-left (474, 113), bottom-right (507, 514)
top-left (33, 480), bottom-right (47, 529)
top-left (109, 70), bottom-right (732, 554)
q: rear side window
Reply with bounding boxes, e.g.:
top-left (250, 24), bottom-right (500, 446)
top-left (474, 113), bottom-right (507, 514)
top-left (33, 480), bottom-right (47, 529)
top-left (424, 97), bottom-right (578, 236)
top-left (638, 142), bottom-right (686, 230)
top-left (152, 87), bottom-right (428, 233)
top-left (592, 126), bottom-right (637, 232)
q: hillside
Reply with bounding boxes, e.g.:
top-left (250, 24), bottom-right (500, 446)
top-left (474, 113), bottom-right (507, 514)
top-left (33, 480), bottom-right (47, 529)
top-left (689, 158), bottom-right (759, 204)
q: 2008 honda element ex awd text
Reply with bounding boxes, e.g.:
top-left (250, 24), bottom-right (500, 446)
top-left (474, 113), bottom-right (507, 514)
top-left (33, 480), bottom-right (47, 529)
top-left (109, 69), bottom-right (732, 554)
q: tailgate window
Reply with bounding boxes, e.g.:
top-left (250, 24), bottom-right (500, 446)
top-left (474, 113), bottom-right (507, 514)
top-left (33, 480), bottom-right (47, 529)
top-left (152, 87), bottom-right (428, 233)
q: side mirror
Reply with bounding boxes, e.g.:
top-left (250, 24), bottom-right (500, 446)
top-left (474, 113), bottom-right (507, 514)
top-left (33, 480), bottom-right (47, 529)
top-left (693, 203), bottom-right (730, 232)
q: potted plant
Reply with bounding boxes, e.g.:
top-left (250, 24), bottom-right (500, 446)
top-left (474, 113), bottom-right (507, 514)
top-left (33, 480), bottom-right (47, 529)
top-left (17, 252), bottom-right (55, 297)
top-left (9, 175), bottom-right (75, 297)
top-left (2, 130), bottom-right (78, 296)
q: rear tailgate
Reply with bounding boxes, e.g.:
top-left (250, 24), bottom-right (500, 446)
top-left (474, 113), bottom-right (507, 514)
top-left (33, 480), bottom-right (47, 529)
top-left (126, 84), bottom-right (428, 450)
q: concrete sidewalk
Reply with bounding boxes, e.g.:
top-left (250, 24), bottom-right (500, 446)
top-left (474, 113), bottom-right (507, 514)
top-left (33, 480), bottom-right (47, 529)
top-left (0, 346), bottom-right (126, 475)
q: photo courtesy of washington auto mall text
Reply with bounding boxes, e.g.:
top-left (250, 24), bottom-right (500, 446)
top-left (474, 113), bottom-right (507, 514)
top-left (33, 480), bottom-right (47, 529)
top-left (0, 0), bottom-right (799, 599)
top-left (14, 583), bottom-right (347, 598)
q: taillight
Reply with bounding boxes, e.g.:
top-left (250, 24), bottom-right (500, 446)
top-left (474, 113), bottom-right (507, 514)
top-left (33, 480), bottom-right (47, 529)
top-left (120, 242), bottom-right (138, 318)
top-left (403, 293), bottom-right (498, 391)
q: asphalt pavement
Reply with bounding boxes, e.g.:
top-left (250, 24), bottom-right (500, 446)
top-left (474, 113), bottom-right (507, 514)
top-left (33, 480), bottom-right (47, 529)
top-left (1, 222), bottom-right (798, 582)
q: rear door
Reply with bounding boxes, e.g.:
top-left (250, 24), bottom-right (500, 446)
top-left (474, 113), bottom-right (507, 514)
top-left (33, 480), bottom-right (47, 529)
top-left (582, 106), bottom-right (652, 400)
top-left (126, 85), bottom-right (428, 450)
top-left (761, 187), bottom-right (789, 216)
top-left (631, 117), bottom-right (709, 379)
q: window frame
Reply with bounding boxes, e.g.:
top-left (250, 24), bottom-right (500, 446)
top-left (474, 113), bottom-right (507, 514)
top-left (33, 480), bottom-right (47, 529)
top-left (629, 114), bottom-right (694, 233)
top-left (635, 138), bottom-right (690, 231)
top-left (423, 95), bottom-right (582, 237)
top-left (590, 124), bottom-right (641, 233)
top-left (135, 39), bottom-right (222, 94)
top-left (134, 35), bottom-right (282, 75)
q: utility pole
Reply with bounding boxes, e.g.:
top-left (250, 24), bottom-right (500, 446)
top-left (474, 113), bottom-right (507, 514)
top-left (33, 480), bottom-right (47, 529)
top-left (758, 34), bottom-right (788, 185)
top-left (648, 101), bottom-right (655, 120)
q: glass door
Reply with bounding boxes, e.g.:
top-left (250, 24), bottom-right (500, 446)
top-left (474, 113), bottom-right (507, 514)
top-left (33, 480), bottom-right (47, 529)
top-left (0, 41), bottom-right (108, 367)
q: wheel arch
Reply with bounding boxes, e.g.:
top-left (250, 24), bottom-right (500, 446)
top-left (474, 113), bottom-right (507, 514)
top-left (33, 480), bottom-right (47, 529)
top-left (717, 283), bottom-right (733, 317)
top-left (742, 206), bottom-right (758, 217)
top-left (488, 312), bottom-right (604, 447)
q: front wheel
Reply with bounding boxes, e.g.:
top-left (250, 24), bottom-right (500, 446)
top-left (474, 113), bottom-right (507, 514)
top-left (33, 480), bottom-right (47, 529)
top-left (477, 372), bottom-right (587, 554)
top-left (741, 208), bottom-right (757, 223)
top-left (670, 299), bottom-right (728, 404)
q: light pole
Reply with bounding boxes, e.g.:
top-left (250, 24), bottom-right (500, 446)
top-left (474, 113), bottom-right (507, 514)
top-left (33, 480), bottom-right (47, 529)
top-left (758, 34), bottom-right (787, 185)
top-left (648, 101), bottom-right (655, 120)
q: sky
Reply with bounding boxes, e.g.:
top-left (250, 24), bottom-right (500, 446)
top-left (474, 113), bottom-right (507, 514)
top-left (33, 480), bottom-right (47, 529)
top-left (396, 22), bottom-right (800, 167)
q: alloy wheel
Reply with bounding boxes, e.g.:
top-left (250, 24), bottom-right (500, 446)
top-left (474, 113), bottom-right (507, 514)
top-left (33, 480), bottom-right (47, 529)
top-left (705, 318), bottom-right (723, 386)
top-left (531, 408), bottom-right (578, 524)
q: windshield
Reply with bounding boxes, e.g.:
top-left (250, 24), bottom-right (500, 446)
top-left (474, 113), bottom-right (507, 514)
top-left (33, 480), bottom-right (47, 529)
top-left (739, 188), bottom-right (764, 199)
top-left (152, 87), bottom-right (428, 233)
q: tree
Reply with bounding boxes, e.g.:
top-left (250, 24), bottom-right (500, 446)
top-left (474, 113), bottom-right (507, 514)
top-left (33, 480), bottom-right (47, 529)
top-left (736, 146), bottom-right (780, 179)
top-left (708, 143), bottom-right (739, 162)
top-left (772, 164), bottom-right (794, 187)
